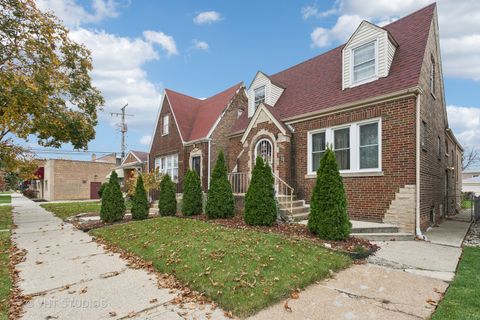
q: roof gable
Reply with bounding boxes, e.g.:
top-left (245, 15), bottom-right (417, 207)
top-left (160, 82), bottom-right (243, 143)
top-left (240, 103), bottom-right (289, 144)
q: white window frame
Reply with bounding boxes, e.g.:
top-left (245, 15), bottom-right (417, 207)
top-left (155, 153), bottom-right (178, 181)
top-left (308, 130), bottom-right (327, 173)
top-left (254, 86), bottom-right (266, 108)
top-left (350, 40), bottom-right (378, 86)
top-left (162, 114), bottom-right (169, 135)
top-left (307, 118), bottom-right (382, 175)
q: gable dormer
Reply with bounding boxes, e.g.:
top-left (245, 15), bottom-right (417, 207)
top-left (247, 71), bottom-right (284, 117)
top-left (342, 21), bottom-right (398, 90)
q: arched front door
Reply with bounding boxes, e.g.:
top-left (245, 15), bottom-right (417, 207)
top-left (254, 138), bottom-right (273, 169)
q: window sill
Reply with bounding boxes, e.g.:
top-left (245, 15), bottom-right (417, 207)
top-left (161, 133), bottom-right (169, 136)
top-left (305, 171), bottom-right (384, 179)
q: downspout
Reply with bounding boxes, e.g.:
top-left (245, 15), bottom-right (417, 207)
top-left (415, 93), bottom-right (426, 240)
top-left (207, 139), bottom-right (211, 189)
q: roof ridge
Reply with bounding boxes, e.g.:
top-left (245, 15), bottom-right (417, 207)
top-left (383, 2), bottom-right (436, 30)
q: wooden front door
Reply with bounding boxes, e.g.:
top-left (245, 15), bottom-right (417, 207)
top-left (90, 182), bottom-right (102, 199)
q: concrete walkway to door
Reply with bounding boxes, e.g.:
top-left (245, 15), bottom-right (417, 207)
top-left (10, 194), bottom-right (227, 320)
top-left (250, 218), bottom-right (471, 320)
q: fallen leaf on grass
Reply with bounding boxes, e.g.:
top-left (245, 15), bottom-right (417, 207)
top-left (290, 291), bottom-right (300, 299)
top-left (224, 311), bottom-right (234, 318)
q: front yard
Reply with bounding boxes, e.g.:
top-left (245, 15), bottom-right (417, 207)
top-left (432, 246), bottom-right (480, 320)
top-left (92, 217), bottom-right (351, 317)
top-left (0, 196), bottom-right (10, 205)
top-left (40, 201), bottom-right (101, 220)
top-left (0, 206), bottom-right (13, 320)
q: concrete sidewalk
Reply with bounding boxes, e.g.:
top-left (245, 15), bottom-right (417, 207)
top-left (11, 195), bottom-right (226, 320)
top-left (250, 219), bottom-right (470, 320)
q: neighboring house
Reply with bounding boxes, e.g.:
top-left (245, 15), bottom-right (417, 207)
top-left (149, 83), bottom-right (246, 191)
top-left (29, 159), bottom-right (115, 201)
top-left (149, 4), bottom-right (462, 234)
top-left (116, 150), bottom-right (148, 187)
top-left (92, 152), bottom-right (122, 165)
top-left (462, 170), bottom-right (480, 180)
top-left (462, 177), bottom-right (480, 196)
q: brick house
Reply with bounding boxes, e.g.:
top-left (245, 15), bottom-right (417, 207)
top-left (30, 159), bottom-right (115, 201)
top-left (149, 4), bottom-right (462, 235)
top-left (116, 150), bottom-right (148, 188)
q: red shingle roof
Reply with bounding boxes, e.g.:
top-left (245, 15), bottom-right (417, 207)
top-left (165, 82), bottom-right (243, 142)
top-left (232, 3), bottom-right (435, 133)
top-left (130, 150), bottom-right (148, 162)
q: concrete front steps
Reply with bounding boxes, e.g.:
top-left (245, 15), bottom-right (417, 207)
top-left (298, 219), bottom-right (414, 241)
top-left (149, 202), bottom-right (159, 215)
top-left (350, 220), bottom-right (414, 241)
top-left (277, 195), bottom-right (310, 221)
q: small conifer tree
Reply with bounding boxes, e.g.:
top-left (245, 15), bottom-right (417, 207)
top-left (158, 174), bottom-right (177, 216)
top-left (131, 174), bottom-right (149, 220)
top-left (100, 171), bottom-right (126, 222)
top-left (308, 148), bottom-right (351, 240)
top-left (206, 150), bottom-right (235, 219)
top-left (182, 169), bottom-right (203, 216)
top-left (244, 157), bottom-right (277, 226)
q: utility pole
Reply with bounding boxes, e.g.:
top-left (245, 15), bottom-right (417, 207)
top-left (110, 103), bottom-right (134, 159)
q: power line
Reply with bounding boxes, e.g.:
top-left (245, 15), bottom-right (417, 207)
top-left (110, 103), bottom-right (134, 159)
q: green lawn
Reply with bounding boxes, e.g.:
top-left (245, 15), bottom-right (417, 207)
top-left (40, 201), bottom-right (101, 219)
top-left (0, 206), bottom-right (13, 320)
top-left (92, 217), bottom-right (351, 317)
top-left (0, 196), bottom-right (10, 205)
top-left (432, 247), bottom-right (480, 320)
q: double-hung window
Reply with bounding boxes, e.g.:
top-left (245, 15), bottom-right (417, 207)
top-left (334, 128), bottom-right (350, 170)
top-left (162, 114), bottom-right (169, 135)
top-left (254, 86), bottom-right (265, 108)
top-left (310, 132), bottom-right (326, 172)
top-left (359, 122), bottom-right (379, 169)
top-left (352, 41), bottom-right (376, 83)
top-left (307, 119), bottom-right (381, 175)
top-left (155, 154), bottom-right (178, 181)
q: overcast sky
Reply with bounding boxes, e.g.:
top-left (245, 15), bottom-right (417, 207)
top-left (29, 0), bottom-right (480, 167)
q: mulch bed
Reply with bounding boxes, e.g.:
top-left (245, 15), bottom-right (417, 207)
top-left (188, 214), bottom-right (378, 255)
top-left (70, 212), bottom-right (377, 256)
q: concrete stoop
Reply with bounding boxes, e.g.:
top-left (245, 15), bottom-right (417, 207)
top-left (383, 185), bottom-right (416, 233)
top-left (278, 195), bottom-right (310, 221)
top-left (350, 220), bottom-right (414, 241)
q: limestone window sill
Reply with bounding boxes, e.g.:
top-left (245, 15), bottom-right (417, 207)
top-left (305, 171), bottom-right (384, 179)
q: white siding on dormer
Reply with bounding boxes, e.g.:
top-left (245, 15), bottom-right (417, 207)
top-left (247, 72), bottom-right (284, 117)
top-left (343, 21), bottom-right (396, 89)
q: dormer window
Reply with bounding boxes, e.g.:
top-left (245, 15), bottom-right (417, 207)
top-left (254, 86), bottom-right (265, 108)
top-left (352, 41), bottom-right (376, 83)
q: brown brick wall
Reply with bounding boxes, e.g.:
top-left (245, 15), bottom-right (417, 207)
top-left (290, 97), bottom-right (417, 222)
top-left (45, 159), bottom-right (115, 201)
top-left (184, 142), bottom-right (209, 191)
top-left (148, 98), bottom-right (185, 183)
top-left (417, 13), bottom-right (458, 229)
top-left (210, 90), bottom-right (247, 173)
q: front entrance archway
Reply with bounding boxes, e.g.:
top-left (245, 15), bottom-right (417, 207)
top-left (254, 138), bottom-right (273, 168)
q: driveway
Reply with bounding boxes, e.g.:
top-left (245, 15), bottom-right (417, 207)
top-left (11, 195), bottom-right (227, 320)
top-left (250, 219), bottom-right (470, 320)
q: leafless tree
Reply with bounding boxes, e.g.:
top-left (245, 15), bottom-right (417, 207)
top-left (463, 146), bottom-right (480, 171)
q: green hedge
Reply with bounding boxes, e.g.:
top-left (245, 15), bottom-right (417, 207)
top-left (158, 174), bottom-right (176, 216)
top-left (182, 170), bottom-right (203, 216)
top-left (131, 174), bottom-right (149, 220)
top-left (308, 148), bottom-right (351, 240)
top-left (206, 150), bottom-right (234, 219)
top-left (244, 156), bottom-right (277, 226)
top-left (100, 171), bottom-right (126, 222)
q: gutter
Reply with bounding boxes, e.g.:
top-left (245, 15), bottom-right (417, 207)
top-left (208, 139), bottom-right (211, 188)
top-left (415, 93), bottom-right (426, 240)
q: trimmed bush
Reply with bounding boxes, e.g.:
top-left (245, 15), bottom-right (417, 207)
top-left (206, 150), bottom-right (235, 219)
top-left (100, 171), bottom-right (126, 223)
top-left (158, 174), bottom-right (177, 216)
top-left (98, 183), bottom-right (107, 198)
top-left (244, 157), bottom-right (277, 226)
top-left (308, 148), bottom-right (351, 240)
top-left (131, 174), bottom-right (149, 220)
top-left (182, 170), bottom-right (203, 216)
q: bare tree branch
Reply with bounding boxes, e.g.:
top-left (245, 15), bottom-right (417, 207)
top-left (463, 146), bottom-right (480, 171)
